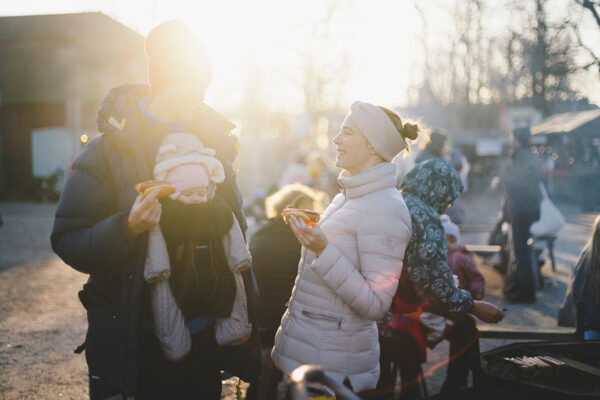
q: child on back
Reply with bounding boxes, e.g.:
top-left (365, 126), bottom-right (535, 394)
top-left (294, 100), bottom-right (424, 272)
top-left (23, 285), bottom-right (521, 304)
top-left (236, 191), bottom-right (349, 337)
top-left (442, 215), bottom-right (485, 300)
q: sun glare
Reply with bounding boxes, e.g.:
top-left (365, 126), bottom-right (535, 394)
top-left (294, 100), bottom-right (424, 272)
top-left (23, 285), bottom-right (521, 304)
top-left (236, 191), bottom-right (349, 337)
top-left (3, 0), bottom-right (600, 109)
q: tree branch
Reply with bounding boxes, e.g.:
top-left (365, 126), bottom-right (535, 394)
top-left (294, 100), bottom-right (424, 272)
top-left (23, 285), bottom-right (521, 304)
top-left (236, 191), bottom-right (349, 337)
top-left (572, 21), bottom-right (600, 71)
top-left (577, 0), bottom-right (600, 27)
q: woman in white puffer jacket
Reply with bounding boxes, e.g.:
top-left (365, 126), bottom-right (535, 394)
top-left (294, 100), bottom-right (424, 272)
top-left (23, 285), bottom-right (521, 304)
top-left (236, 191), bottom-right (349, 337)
top-left (271, 101), bottom-right (419, 392)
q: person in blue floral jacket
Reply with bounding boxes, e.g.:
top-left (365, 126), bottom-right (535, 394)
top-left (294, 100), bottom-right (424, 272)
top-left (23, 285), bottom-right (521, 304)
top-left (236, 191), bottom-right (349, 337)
top-left (377, 159), bottom-right (504, 398)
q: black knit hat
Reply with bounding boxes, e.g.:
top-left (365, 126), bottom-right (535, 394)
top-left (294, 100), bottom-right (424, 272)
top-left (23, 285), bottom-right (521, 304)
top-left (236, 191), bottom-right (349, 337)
top-left (145, 20), bottom-right (213, 96)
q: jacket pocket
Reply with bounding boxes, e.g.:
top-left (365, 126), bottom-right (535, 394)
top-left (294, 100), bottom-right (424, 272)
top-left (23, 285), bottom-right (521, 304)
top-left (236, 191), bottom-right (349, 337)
top-left (85, 305), bottom-right (125, 388)
top-left (302, 310), bottom-right (343, 329)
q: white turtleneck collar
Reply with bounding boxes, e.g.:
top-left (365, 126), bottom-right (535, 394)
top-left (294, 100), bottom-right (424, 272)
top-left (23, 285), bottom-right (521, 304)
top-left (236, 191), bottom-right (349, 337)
top-left (338, 162), bottom-right (397, 199)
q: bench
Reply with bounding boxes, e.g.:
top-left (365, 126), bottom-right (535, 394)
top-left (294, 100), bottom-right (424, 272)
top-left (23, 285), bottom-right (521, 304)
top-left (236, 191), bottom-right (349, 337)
top-left (477, 324), bottom-right (581, 341)
top-left (461, 224), bottom-right (558, 272)
top-left (464, 244), bottom-right (502, 257)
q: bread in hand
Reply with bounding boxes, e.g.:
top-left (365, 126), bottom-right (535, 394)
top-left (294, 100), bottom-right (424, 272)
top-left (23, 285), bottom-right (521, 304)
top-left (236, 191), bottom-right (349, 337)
top-left (282, 208), bottom-right (320, 227)
top-left (135, 180), bottom-right (176, 198)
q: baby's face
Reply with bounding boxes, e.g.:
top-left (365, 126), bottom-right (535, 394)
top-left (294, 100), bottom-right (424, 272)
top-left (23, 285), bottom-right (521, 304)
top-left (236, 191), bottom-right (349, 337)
top-left (176, 186), bottom-right (208, 204)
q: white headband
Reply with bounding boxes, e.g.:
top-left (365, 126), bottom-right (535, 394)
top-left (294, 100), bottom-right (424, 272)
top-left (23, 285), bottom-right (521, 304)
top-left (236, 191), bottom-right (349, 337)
top-left (342, 101), bottom-right (407, 161)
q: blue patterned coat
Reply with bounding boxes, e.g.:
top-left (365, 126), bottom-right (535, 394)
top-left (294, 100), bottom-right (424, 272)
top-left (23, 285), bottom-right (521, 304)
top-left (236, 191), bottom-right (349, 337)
top-left (400, 159), bottom-right (474, 318)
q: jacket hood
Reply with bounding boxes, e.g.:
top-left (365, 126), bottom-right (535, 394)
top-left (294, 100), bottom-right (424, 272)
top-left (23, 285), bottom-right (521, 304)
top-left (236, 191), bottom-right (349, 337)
top-left (96, 83), bottom-right (239, 166)
top-left (401, 158), bottom-right (463, 213)
top-left (96, 83), bottom-right (150, 137)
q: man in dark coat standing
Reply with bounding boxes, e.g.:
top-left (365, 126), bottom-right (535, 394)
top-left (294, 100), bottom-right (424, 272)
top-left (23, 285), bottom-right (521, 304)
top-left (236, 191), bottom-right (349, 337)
top-left (501, 126), bottom-right (542, 303)
top-left (51, 21), bottom-right (259, 399)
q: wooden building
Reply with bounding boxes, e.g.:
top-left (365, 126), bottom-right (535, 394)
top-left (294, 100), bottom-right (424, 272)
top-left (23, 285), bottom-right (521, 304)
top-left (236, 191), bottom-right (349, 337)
top-left (0, 12), bottom-right (146, 198)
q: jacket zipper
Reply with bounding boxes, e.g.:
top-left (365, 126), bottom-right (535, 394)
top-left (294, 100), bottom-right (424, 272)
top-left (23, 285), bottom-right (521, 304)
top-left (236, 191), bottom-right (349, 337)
top-left (302, 310), bottom-right (343, 329)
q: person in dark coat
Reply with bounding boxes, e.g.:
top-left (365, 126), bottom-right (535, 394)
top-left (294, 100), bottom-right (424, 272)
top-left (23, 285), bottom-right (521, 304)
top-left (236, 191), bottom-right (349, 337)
top-left (377, 159), bottom-right (504, 399)
top-left (250, 183), bottom-right (324, 400)
top-left (414, 129), bottom-right (447, 164)
top-left (51, 21), bottom-right (259, 400)
top-left (251, 184), bottom-right (325, 343)
top-left (567, 215), bottom-right (600, 340)
top-left (501, 126), bottom-right (543, 303)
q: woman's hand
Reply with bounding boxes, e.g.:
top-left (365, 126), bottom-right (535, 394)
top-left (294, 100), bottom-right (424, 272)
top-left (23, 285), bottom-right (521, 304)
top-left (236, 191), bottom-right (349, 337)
top-left (127, 186), bottom-right (162, 239)
top-left (288, 215), bottom-right (328, 256)
top-left (471, 300), bottom-right (505, 323)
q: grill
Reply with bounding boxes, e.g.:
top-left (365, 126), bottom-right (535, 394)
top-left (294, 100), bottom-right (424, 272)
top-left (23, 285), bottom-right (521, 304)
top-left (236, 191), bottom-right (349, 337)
top-left (479, 341), bottom-right (600, 399)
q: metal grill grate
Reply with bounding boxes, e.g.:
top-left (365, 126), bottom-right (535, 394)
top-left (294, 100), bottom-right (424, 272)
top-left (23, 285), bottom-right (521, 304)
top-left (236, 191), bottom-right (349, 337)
top-left (481, 341), bottom-right (600, 396)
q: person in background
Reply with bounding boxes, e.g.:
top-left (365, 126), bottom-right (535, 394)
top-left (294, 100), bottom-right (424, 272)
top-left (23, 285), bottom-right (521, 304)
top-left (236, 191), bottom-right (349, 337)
top-left (414, 129), bottom-right (447, 164)
top-left (442, 215), bottom-right (485, 300)
top-left (50, 21), bottom-right (258, 399)
top-left (445, 148), bottom-right (467, 225)
top-left (448, 147), bottom-right (470, 192)
top-left (501, 125), bottom-right (542, 303)
top-left (244, 188), bottom-right (267, 240)
top-left (250, 183), bottom-right (326, 399)
top-left (272, 101), bottom-right (418, 394)
top-left (568, 215), bottom-right (600, 340)
top-left (278, 153), bottom-right (311, 188)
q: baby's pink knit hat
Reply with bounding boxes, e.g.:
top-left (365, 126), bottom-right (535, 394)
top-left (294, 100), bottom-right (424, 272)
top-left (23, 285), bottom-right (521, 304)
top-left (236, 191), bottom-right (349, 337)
top-left (164, 163), bottom-right (210, 193)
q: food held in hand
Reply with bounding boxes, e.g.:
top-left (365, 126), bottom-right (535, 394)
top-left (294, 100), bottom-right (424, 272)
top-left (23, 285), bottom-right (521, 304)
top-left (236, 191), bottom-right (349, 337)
top-left (282, 208), bottom-right (321, 227)
top-left (135, 180), bottom-right (176, 198)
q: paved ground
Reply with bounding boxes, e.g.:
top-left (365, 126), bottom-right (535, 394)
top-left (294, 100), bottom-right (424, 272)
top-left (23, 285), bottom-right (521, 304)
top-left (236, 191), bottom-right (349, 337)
top-left (0, 196), bottom-right (596, 399)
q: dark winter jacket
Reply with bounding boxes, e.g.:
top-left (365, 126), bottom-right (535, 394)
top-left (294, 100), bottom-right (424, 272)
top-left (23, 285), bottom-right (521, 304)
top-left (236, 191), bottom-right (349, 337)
top-left (249, 217), bottom-right (301, 338)
top-left (448, 246), bottom-right (485, 300)
top-left (571, 249), bottom-right (600, 332)
top-left (51, 83), bottom-right (253, 396)
top-left (502, 146), bottom-right (542, 226)
top-left (400, 159), bottom-right (474, 318)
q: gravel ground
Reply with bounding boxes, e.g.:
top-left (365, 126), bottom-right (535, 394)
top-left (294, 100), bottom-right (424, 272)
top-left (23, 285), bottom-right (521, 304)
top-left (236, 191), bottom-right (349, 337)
top-left (0, 197), bottom-right (596, 399)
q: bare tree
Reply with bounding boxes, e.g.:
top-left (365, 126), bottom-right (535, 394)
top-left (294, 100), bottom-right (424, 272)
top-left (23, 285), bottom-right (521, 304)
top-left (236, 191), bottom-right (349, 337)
top-left (517, 0), bottom-right (579, 115)
top-left (577, 0), bottom-right (600, 25)
top-left (297, 0), bottom-right (352, 141)
top-left (574, 0), bottom-right (600, 72)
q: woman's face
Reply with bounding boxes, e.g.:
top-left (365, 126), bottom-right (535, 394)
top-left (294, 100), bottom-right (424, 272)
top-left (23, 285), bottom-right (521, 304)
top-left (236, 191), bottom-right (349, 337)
top-left (333, 121), bottom-right (376, 175)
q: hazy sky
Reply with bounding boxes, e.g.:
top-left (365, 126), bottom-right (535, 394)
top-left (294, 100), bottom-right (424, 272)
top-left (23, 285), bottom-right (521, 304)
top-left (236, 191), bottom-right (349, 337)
top-left (3, 0), bottom-right (600, 112)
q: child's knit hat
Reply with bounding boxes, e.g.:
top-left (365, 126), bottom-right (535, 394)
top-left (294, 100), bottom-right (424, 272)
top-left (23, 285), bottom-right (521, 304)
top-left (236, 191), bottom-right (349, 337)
top-left (441, 214), bottom-right (460, 244)
top-left (154, 133), bottom-right (225, 199)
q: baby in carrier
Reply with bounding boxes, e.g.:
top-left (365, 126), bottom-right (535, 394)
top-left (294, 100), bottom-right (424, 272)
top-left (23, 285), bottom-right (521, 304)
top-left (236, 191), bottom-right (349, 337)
top-left (144, 132), bottom-right (251, 361)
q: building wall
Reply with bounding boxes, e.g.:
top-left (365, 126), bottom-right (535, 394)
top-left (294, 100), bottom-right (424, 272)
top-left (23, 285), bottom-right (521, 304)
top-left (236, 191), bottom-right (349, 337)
top-left (0, 13), bottom-right (146, 199)
top-left (0, 103), bottom-right (65, 198)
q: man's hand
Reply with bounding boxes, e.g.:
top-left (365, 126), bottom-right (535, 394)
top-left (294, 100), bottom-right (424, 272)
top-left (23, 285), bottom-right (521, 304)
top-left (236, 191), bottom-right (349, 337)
top-left (288, 215), bottom-right (328, 256)
top-left (471, 300), bottom-right (505, 323)
top-left (127, 186), bottom-right (162, 239)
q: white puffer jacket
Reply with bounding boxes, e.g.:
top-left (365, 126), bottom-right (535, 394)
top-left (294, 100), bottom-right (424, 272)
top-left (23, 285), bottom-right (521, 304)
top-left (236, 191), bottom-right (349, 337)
top-left (271, 162), bottom-right (412, 392)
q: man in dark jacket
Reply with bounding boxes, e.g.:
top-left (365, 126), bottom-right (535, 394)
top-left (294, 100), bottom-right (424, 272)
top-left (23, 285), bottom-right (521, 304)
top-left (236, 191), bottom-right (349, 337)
top-left (502, 126), bottom-right (542, 303)
top-left (51, 21), bottom-right (259, 399)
